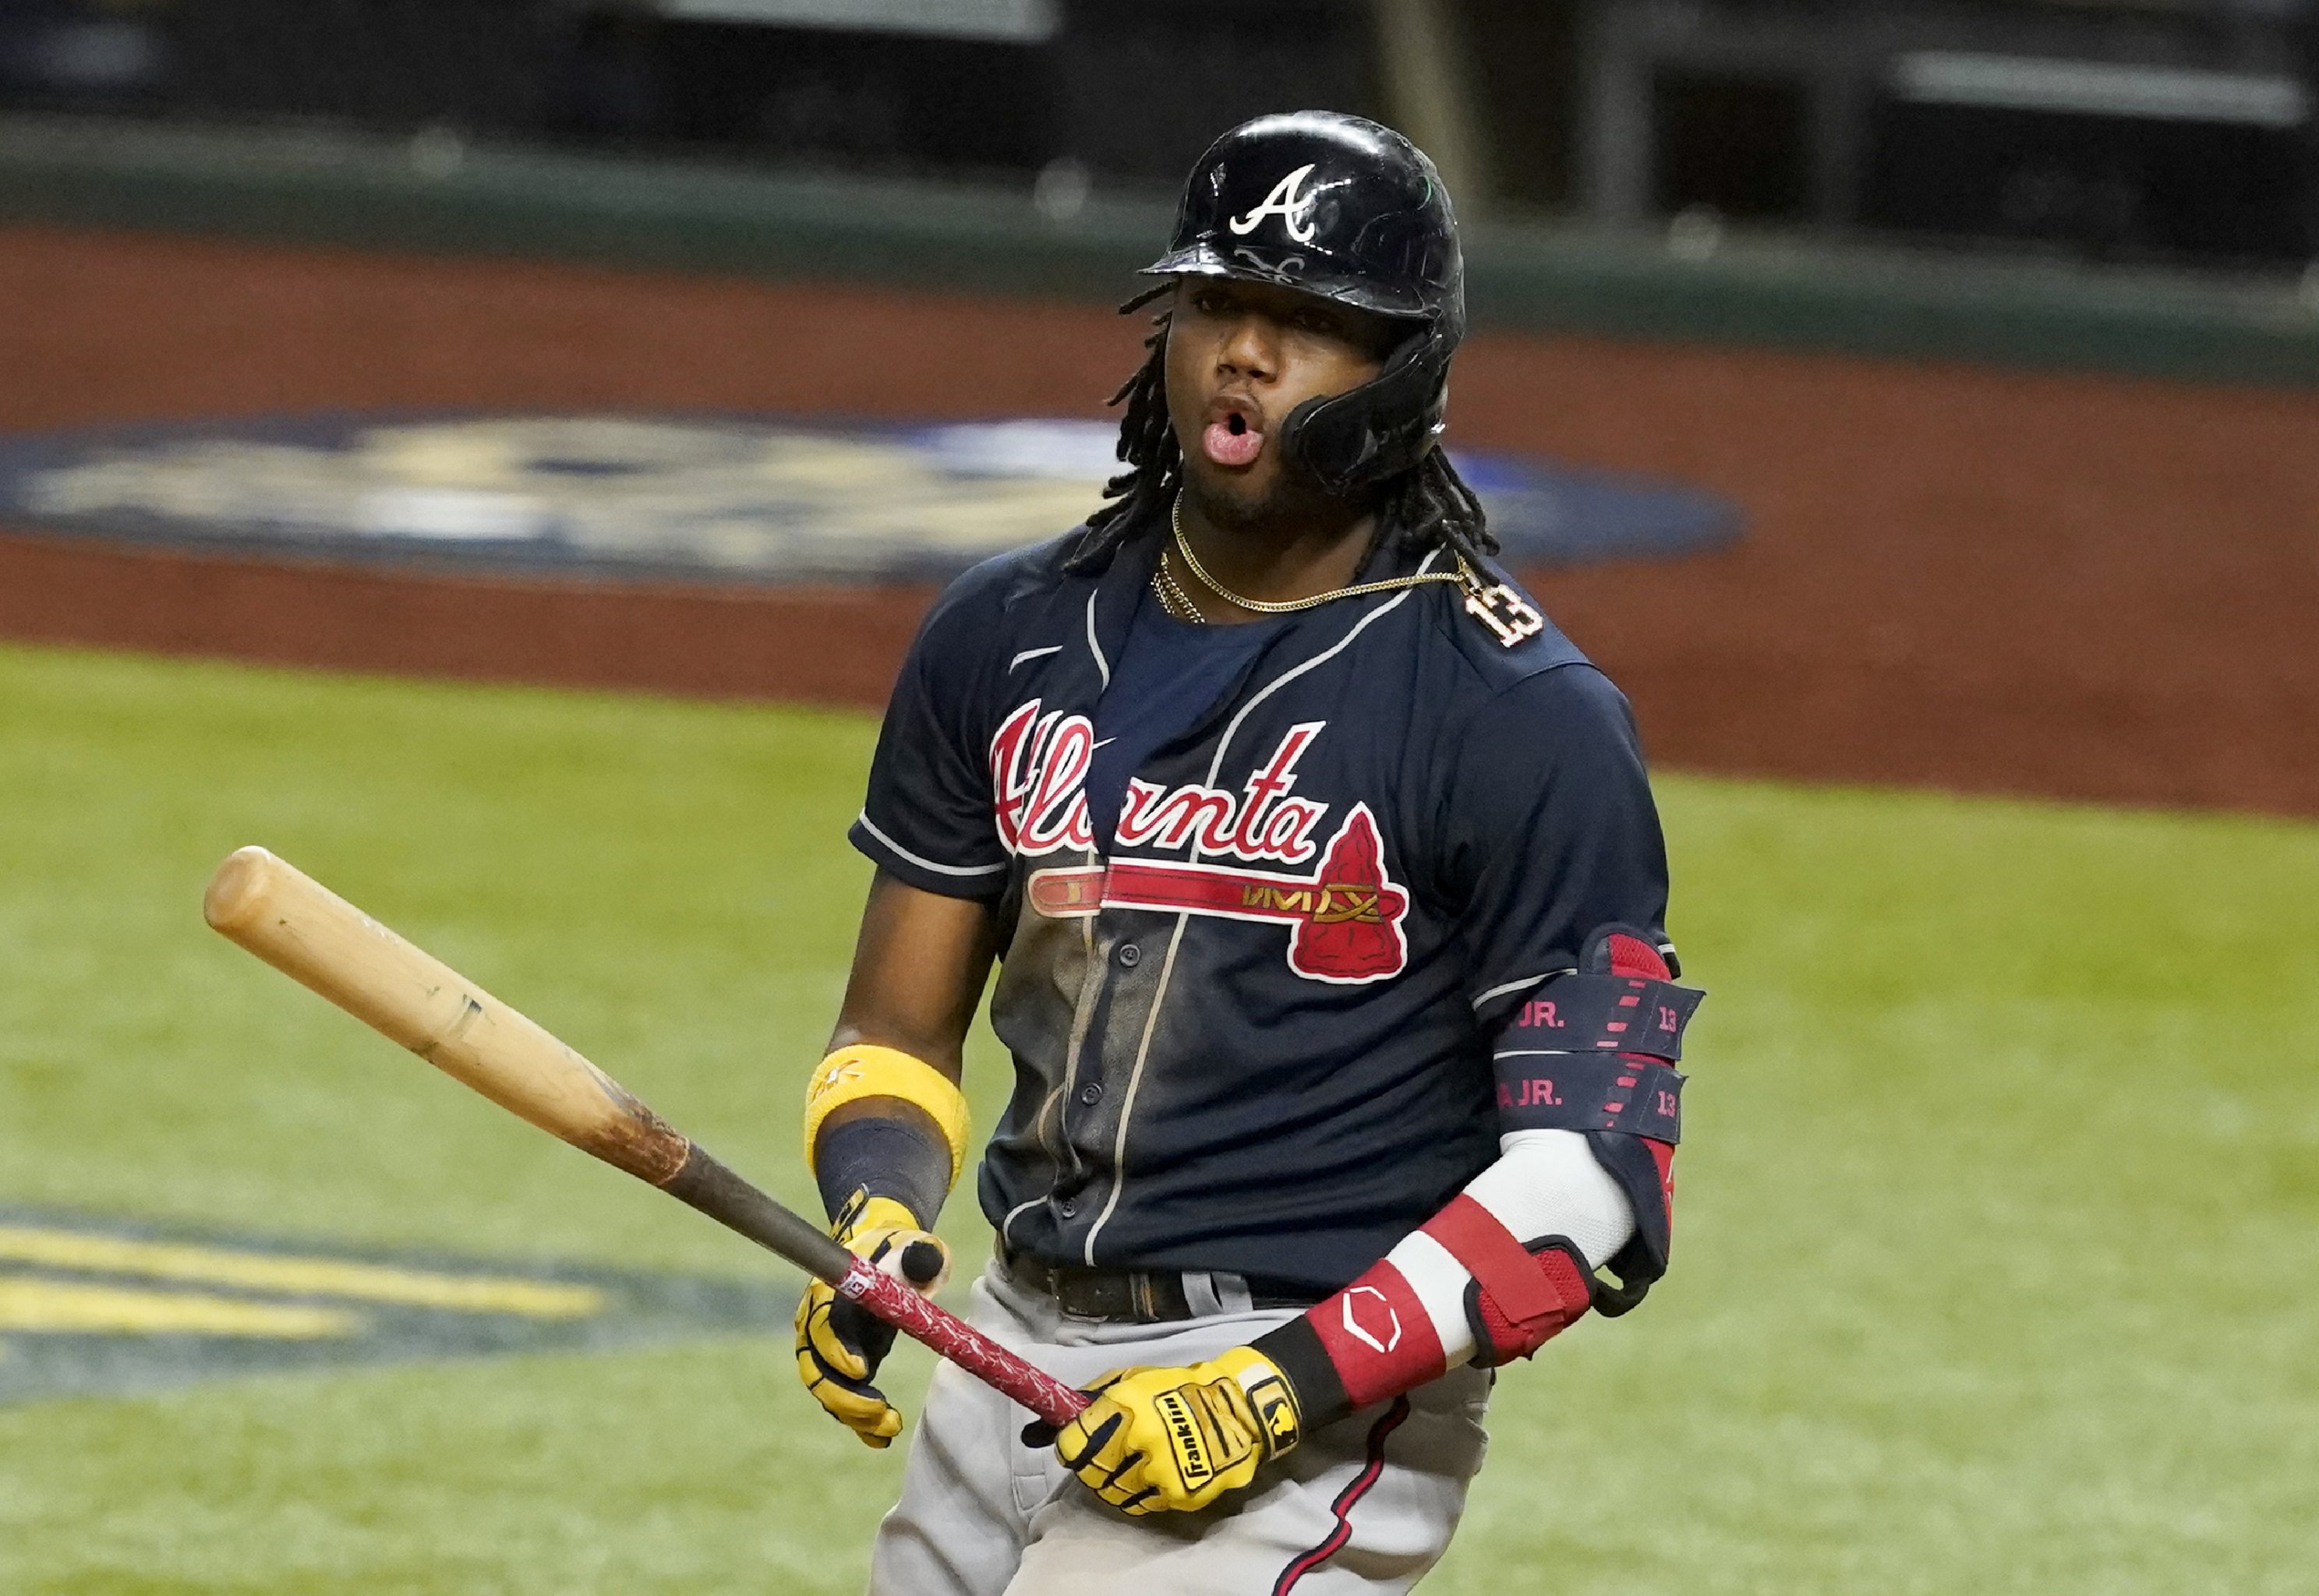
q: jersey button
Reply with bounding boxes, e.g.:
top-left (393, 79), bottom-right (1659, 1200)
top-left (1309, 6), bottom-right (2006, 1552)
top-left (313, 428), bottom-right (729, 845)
top-left (1115, 943), bottom-right (1141, 967)
top-left (1078, 1083), bottom-right (1102, 1105)
top-left (1057, 1199), bottom-right (1078, 1218)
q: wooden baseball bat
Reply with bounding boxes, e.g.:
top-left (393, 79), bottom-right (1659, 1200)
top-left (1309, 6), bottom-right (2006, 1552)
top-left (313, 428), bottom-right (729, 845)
top-left (202, 845), bottom-right (1087, 1427)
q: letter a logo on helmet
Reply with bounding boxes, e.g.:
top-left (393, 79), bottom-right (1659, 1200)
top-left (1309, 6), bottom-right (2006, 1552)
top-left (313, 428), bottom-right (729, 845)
top-left (1228, 163), bottom-right (1320, 243)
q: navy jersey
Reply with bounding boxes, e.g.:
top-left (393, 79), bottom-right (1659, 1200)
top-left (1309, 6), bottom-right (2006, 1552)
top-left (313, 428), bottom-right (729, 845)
top-left (849, 528), bottom-right (1671, 1297)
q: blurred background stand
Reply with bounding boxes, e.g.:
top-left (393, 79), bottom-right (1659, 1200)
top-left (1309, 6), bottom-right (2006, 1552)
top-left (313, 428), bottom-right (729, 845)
top-left (2, 1), bottom-right (2315, 273)
top-left (1576, 0), bottom-right (2316, 267)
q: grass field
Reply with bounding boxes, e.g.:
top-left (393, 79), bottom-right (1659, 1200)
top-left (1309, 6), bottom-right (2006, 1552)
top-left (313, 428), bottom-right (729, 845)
top-left (2, 641), bottom-right (2314, 1595)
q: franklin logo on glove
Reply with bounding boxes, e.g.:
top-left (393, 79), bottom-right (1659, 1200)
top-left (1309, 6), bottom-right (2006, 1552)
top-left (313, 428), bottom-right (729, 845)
top-left (1155, 1389), bottom-right (1217, 1487)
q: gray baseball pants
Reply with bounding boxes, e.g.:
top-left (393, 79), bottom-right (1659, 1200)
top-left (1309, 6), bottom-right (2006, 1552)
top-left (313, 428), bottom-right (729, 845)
top-left (868, 1261), bottom-right (1493, 1595)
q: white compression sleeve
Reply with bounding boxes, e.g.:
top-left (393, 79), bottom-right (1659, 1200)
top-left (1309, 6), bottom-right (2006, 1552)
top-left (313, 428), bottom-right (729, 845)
top-left (1380, 1128), bottom-right (1638, 1369)
top-left (1467, 1128), bottom-right (1638, 1269)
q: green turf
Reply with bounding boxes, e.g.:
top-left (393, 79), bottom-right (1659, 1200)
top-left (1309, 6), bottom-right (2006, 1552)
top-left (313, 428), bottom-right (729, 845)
top-left (1, 641), bottom-right (2313, 1594)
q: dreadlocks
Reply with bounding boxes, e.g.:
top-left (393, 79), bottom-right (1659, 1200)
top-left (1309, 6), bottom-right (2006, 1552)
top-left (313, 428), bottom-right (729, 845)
top-left (1068, 285), bottom-right (1182, 574)
top-left (1066, 287), bottom-right (1499, 577)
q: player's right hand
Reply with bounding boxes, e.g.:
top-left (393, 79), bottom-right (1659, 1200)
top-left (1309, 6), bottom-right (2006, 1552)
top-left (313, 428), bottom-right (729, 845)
top-left (1046, 1346), bottom-right (1303, 1514)
top-left (793, 1190), bottom-right (950, 1448)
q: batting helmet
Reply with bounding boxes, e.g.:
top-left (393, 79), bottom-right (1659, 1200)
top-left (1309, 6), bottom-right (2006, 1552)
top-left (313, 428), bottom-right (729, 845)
top-left (1141, 110), bottom-right (1465, 497)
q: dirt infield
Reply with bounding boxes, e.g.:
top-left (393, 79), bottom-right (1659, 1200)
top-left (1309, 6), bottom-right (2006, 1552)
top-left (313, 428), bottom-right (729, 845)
top-left (4, 224), bottom-right (2315, 814)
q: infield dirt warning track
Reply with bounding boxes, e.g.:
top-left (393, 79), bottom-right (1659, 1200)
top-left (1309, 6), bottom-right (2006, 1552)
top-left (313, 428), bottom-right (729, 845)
top-left (2, 224), bottom-right (2315, 816)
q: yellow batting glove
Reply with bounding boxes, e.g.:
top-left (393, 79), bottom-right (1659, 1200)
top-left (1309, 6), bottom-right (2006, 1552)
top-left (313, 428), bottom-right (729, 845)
top-left (1052, 1346), bottom-right (1303, 1514)
top-left (793, 1192), bottom-right (951, 1449)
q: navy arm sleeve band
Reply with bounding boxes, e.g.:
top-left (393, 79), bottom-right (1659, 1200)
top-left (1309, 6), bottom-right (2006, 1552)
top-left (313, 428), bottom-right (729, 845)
top-left (1495, 971), bottom-right (1703, 1060)
top-left (1492, 1053), bottom-right (1686, 1142)
top-left (1490, 967), bottom-right (1701, 1140)
top-left (812, 1115), bottom-right (951, 1230)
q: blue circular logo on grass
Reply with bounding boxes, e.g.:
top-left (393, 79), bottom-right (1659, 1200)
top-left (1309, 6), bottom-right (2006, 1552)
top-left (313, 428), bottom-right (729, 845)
top-left (0, 413), bottom-right (1740, 582)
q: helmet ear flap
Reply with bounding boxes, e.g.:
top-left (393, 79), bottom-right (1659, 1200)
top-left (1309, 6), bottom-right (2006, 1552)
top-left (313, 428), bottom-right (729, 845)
top-left (1279, 321), bottom-right (1454, 498)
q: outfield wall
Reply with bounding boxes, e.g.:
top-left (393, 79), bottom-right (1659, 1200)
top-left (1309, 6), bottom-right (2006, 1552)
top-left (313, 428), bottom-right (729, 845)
top-left (3, 115), bottom-right (2318, 389)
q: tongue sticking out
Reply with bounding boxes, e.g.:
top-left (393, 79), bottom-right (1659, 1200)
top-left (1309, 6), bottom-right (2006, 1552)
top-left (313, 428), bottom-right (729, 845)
top-left (1204, 416), bottom-right (1264, 468)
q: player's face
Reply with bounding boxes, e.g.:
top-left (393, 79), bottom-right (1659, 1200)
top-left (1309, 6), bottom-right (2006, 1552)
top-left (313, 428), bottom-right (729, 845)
top-left (1165, 277), bottom-right (1397, 530)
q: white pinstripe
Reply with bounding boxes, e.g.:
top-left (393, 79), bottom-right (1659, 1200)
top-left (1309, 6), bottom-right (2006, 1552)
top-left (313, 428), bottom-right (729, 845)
top-left (1084, 591), bottom-right (1109, 688)
top-left (1470, 968), bottom-right (1576, 1010)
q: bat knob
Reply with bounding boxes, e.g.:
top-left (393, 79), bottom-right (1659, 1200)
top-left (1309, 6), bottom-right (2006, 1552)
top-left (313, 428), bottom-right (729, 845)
top-left (900, 1239), bottom-right (946, 1287)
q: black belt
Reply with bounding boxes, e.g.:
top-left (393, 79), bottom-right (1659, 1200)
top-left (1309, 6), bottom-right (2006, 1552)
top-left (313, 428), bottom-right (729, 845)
top-left (998, 1245), bottom-right (1319, 1325)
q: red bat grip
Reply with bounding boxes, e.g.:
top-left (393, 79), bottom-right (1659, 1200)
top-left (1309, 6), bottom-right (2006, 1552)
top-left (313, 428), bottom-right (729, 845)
top-left (652, 1146), bottom-right (1089, 1425)
top-left (837, 1256), bottom-right (1091, 1427)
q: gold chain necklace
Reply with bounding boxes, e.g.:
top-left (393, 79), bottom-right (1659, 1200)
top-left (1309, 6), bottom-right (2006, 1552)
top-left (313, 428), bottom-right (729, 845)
top-left (1150, 546), bottom-right (1209, 623)
top-left (1170, 497), bottom-right (1468, 617)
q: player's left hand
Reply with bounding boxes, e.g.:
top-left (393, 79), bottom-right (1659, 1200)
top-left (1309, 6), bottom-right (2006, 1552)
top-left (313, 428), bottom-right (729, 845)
top-left (1046, 1346), bottom-right (1303, 1514)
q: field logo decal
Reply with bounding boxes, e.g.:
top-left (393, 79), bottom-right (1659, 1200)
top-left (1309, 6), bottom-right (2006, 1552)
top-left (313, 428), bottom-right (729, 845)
top-left (0, 413), bottom-right (1741, 584)
top-left (0, 1206), bottom-right (794, 1404)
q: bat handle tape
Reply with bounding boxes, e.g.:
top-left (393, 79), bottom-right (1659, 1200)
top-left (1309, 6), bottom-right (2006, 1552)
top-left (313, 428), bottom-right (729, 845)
top-left (657, 1144), bottom-right (1090, 1426)
top-left (838, 1255), bottom-right (1091, 1427)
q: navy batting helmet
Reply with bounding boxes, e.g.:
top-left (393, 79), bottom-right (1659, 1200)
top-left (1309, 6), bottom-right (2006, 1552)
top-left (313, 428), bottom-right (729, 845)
top-left (1142, 110), bottom-right (1465, 497)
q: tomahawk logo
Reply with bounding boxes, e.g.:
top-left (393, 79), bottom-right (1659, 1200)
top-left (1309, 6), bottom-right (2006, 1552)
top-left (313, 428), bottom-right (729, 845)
top-left (1025, 805), bottom-right (1412, 984)
top-left (1228, 163), bottom-right (1320, 243)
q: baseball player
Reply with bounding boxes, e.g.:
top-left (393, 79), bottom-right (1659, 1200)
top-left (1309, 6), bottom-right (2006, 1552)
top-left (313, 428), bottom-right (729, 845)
top-left (793, 110), bottom-right (1702, 1594)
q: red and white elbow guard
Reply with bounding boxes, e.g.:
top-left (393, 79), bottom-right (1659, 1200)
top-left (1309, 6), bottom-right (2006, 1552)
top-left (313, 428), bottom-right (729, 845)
top-left (1250, 1195), bottom-right (1600, 1422)
top-left (1252, 924), bottom-right (1702, 1425)
top-left (1491, 925), bottom-right (1697, 1315)
top-left (1429, 1195), bottom-right (1596, 1368)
